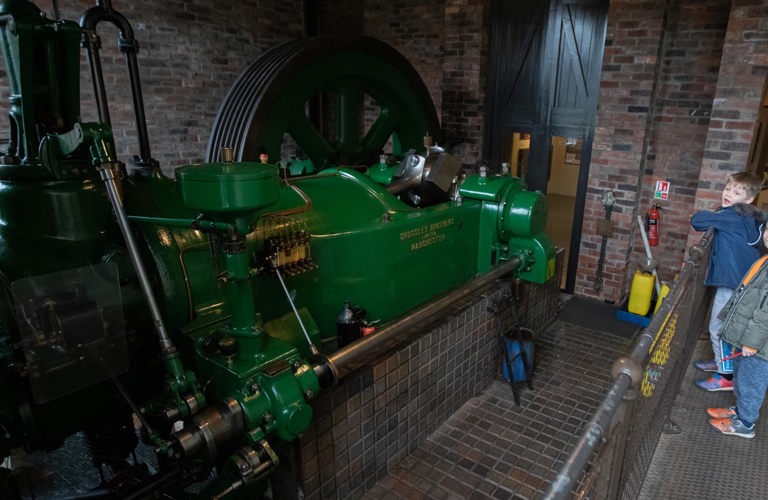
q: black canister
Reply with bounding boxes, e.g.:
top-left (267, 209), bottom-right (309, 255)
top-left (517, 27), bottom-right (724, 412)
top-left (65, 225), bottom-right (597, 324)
top-left (336, 301), bottom-right (361, 348)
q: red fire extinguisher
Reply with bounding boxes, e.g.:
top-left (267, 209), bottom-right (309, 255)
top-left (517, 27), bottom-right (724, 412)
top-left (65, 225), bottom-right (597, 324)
top-left (646, 204), bottom-right (660, 246)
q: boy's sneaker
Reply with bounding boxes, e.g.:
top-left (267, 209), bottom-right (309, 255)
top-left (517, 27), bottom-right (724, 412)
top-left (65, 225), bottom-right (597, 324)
top-left (709, 416), bottom-right (755, 438)
top-left (706, 406), bottom-right (737, 418)
top-left (694, 359), bottom-right (718, 372)
top-left (695, 373), bottom-right (734, 392)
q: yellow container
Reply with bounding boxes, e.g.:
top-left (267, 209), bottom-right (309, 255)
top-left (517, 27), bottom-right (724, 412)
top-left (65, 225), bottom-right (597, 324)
top-left (654, 282), bottom-right (671, 313)
top-left (628, 271), bottom-right (654, 316)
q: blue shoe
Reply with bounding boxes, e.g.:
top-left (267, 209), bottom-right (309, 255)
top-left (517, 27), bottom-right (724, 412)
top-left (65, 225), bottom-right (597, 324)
top-left (694, 359), bottom-right (717, 372)
top-left (695, 373), bottom-right (733, 392)
top-left (710, 416), bottom-right (755, 438)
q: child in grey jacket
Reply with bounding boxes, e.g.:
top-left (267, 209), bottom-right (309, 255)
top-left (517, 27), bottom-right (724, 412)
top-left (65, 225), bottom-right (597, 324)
top-left (708, 226), bottom-right (768, 438)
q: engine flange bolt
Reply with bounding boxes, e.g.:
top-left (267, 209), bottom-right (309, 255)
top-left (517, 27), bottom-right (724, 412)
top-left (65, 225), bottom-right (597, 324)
top-left (218, 336), bottom-right (238, 357)
top-left (163, 406), bottom-right (181, 421)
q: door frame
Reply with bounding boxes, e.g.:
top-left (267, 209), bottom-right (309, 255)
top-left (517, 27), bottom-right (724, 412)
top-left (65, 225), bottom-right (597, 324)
top-left (483, 0), bottom-right (608, 293)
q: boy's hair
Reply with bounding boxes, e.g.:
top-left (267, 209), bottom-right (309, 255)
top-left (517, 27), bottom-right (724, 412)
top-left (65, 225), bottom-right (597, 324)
top-left (727, 171), bottom-right (762, 199)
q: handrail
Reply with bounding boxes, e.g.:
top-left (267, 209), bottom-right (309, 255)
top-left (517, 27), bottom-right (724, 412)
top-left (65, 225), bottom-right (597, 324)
top-left (313, 255), bottom-right (524, 386)
top-left (544, 228), bottom-right (714, 499)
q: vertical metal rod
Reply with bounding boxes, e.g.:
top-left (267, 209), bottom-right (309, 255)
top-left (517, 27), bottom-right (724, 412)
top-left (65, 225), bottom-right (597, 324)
top-left (272, 262), bottom-right (319, 356)
top-left (81, 28), bottom-right (112, 126)
top-left (97, 163), bottom-right (174, 352)
top-left (637, 214), bottom-right (662, 295)
top-left (121, 36), bottom-right (152, 164)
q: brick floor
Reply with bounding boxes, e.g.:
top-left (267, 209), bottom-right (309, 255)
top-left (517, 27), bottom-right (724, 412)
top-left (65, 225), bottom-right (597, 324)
top-left (362, 312), bottom-right (634, 499)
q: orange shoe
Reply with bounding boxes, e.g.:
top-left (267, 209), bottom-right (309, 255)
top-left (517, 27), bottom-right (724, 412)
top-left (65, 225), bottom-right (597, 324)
top-left (706, 406), bottom-right (736, 419)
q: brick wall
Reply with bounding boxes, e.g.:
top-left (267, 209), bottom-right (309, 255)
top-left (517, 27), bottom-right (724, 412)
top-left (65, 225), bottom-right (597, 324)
top-left (363, 0), bottom-right (446, 118)
top-left (439, 0), bottom-right (490, 166)
top-left (688, 0), bottom-right (768, 245)
top-left (0, 1), bottom-right (491, 172)
top-left (9, 1), bottom-right (308, 172)
top-left (578, 0), bottom-right (731, 301)
top-left (364, 0), bottom-right (491, 166)
top-left (578, 0), bottom-right (665, 299)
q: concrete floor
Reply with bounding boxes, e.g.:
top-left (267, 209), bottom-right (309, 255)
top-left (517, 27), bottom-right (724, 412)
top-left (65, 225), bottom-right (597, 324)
top-left (638, 337), bottom-right (768, 499)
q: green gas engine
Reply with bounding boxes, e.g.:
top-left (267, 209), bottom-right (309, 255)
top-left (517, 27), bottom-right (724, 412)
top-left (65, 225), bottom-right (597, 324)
top-left (0, 1), bottom-right (555, 497)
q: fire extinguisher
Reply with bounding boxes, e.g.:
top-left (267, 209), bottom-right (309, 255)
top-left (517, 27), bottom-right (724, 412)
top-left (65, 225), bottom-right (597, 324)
top-left (646, 203), bottom-right (660, 246)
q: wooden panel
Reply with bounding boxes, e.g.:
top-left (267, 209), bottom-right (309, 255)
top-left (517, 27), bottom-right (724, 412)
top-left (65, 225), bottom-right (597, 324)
top-left (483, 0), bottom-right (608, 293)
top-left (551, 2), bottom-right (608, 128)
top-left (487, 0), bottom-right (549, 128)
top-left (484, 0), bottom-right (607, 172)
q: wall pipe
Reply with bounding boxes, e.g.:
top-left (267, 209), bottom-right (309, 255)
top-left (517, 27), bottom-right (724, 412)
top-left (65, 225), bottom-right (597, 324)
top-left (80, 0), bottom-right (156, 169)
top-left (313, 255), bottom-right (524, 386)
top-left (637, 214), bottom-right (662, 296)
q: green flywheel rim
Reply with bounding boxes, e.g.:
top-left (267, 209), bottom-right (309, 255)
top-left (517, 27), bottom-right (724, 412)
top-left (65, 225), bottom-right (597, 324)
top-left (206, 36), bottom-right (440, 170)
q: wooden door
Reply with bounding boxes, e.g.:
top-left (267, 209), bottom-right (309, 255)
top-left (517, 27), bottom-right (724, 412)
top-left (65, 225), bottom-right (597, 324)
top-left (483, 0), bottom-right (608, 292)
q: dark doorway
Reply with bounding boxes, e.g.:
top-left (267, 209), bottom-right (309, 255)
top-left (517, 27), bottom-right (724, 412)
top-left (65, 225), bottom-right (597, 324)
top-left (483, 0), bottom-right (608, 293)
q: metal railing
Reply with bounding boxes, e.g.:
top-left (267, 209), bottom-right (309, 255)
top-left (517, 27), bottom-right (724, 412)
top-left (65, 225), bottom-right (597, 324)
top-left (544, 229), bottom-right (714, 499)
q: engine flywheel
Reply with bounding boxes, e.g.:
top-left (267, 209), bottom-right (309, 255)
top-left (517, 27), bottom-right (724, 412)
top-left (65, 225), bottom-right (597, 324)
top-left (206, 36), bottom-right (440, 170)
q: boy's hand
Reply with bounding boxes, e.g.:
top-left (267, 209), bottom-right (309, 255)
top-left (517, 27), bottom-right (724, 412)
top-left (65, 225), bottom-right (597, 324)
top-left (742, 346), bottom-right (758, 357)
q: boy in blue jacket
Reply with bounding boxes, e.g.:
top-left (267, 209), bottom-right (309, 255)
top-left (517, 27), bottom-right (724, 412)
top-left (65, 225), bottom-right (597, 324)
top-left (691, 171), bottom-right (763, 391)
